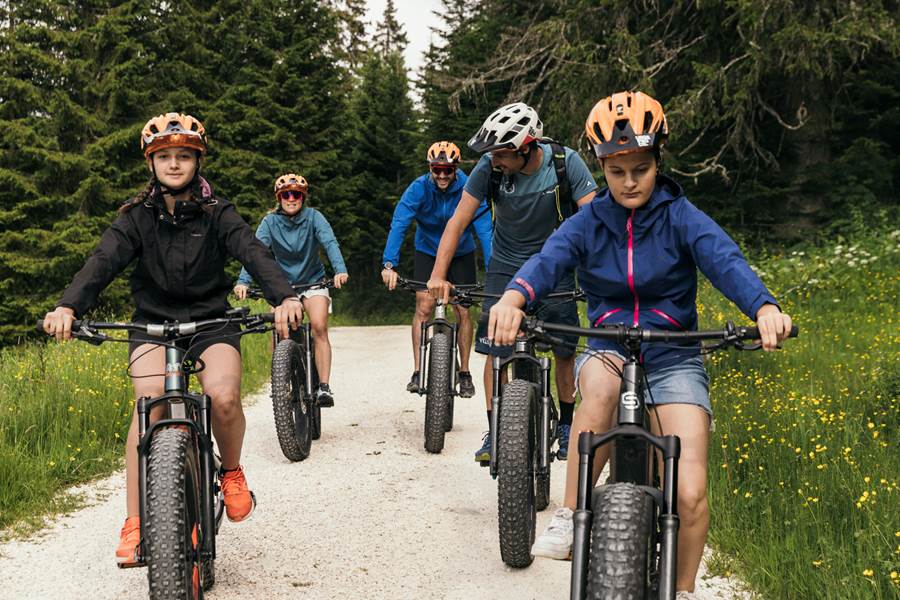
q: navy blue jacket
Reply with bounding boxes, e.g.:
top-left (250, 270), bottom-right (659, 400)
top-left (507, 176), bottom-right (778, 370)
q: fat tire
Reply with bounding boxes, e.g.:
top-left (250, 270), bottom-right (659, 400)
top-left (587, 483), bottom-right (655, 600)
top-left (271, 339), bottom-right (312, 461)
top-left (146, 427), bottom-right (205, 600)
top-left (496, 379), bottom-right (537, 568)
top-left (424, 331), bottom-right (452, 453)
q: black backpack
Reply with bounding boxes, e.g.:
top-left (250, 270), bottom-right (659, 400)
top-left (474, 139), bottom-right (576, 224)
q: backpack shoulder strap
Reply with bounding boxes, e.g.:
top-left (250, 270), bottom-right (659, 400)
top-left (472, 167), bottom-right (502, 223)
top-left (547, 141), bottom-right (573, 221)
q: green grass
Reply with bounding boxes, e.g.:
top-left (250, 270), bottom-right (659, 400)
top-left (698, 231), bottom-right (899, 599)
top-left (0, 299), bottom-right (348, 534)
top-left (0, 291), bottom-right (434, 535)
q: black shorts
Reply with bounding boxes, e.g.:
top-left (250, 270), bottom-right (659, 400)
top-left (475, 268), bottom-right (580, 359)
top-left (413, 250), bottom-right (477, 285)
top-left (128, 318), bottom-right (242, 362)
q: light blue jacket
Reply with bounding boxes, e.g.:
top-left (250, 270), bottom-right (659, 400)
top-left (237, 208), bottom-right (346, 286)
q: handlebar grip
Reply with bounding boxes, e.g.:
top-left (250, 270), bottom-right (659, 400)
top-left (260, 313), bottom-right (276, 323)
top-left (35, 319), bottom-right (84, 333)
top-left (744, 325), bottom-right (799, 339)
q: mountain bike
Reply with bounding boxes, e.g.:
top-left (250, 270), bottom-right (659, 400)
top-left (247, 278), bottom-right (333, 461)
top-left (482, 289), bottom-right (585, 568)
top-left (38, 308), bottom-right (274, 599)
top-left (396, 277), bottom-right (484, 453)
top-left (517, 318), bottom-right (798, 600)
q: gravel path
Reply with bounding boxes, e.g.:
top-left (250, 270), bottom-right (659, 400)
top-left (0, 326), bottom-right (752, 599)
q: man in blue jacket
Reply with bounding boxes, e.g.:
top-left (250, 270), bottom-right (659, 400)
top-left (382, 142), bottom-right (493, 397)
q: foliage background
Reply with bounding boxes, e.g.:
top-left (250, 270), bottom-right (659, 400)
top-left (1, 1), bottom-right (898, 597)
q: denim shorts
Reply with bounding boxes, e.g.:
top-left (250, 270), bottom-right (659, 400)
top-left (574, 352), bottom-right (713, 423)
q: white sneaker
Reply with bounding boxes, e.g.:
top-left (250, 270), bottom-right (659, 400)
top-left (531, 507), bottom-right (573, 559)
top-left (675, 592), bottom-right (696, 600)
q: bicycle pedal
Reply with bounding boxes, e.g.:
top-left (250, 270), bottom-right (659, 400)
top-left (116, 546), bottom-right (146, 569)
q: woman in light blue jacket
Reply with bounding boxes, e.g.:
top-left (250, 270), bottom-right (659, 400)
top-left (234, 174), bottom-right (348, 407)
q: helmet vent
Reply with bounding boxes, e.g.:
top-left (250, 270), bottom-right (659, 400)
top-left (499, 130), bottom-right (517, 143)
top-left (642, 111), bottom-right (654, 133)
top-left (498, 116), bottom-right (510, 123)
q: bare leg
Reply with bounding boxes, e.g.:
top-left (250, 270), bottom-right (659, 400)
top-left (453, 304), bottom-right (473, 372)
top-left (562, 354), bottom-right (623, 509)
top-left (124, 344), bottom-right (167, 517)
top-left (650, 404), bottom-right (710, 593)
top-left (411, 291), bottom-right (434, 372)
top-left (303, 295), bottom-right (332, 383)
top-left (554, 353), bottom-right (576, 412)
top-left (195, 344), bottom-right (244, 470)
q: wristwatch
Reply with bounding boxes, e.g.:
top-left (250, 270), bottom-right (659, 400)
top-left (382, 262), bottom-right (394, 270)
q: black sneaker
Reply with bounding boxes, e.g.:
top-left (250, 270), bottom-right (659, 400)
top-left (458, 371), bottom-right (475, 398)
top-left (316, 383), bottom-right (334, 407)
top-left (406, 371), bottom-right (420, 394)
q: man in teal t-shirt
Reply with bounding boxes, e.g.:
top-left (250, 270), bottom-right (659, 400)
top-left (427, 102), bottom-right (597, 464)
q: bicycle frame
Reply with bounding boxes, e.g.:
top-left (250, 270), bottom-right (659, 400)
top-left (276, 323), bottom-right (316, 404)
top-left (488, 337), bottom-right (557, 480)
top-left (134, 342), bottom-right (221, 569)
top-left (569, 347), bottom-right (681, 600)
top-left (416, 301), bottom-right (459, 398)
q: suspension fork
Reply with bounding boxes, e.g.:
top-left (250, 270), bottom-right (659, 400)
top-left (489, 354), bottom-right (502, 478)
top-left (302, 324), bottom-right (314, 397)
top-left (418, 320), bottom-right (428, 392)
top-left (538, 356), bottom-right (553, 472)
top-left (449, 321), bottom-right (459, 395)
top-left (196, 392), bottom-right (217, 560)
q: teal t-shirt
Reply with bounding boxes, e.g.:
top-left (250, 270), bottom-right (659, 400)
top-left (464, 142), bottom-right (597, 268)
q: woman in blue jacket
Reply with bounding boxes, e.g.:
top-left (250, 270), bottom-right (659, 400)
top-left (381, 142), bottom-right (493, 396)
top-left (234, 174), bottom-right (349, 407)
top-left (487, 92), bottom-right (793, 597)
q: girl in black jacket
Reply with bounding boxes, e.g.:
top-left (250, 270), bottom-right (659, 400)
top-left (42, 112), bottom-right (304, 566)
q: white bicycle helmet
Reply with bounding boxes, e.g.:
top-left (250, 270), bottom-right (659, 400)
top-left (468, 102), bottom-right (543, 153)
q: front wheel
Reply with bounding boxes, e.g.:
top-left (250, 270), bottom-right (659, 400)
top-left (271, 339), bottom-right (312, 461)
top-left (146, 427), bottom-right (206, 600)
top-left (586, 483), bottom-right (655, 600)
top-left (496, 379), bottom-right (537, 568)
top-left (424, 330), bottom-right (452, 453)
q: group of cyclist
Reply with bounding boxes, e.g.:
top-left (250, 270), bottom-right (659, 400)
top-left (42, 90), bottom-right (793, 598)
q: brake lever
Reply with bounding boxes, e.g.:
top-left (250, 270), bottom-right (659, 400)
top-left (72, 325), bottom-right (108, 346)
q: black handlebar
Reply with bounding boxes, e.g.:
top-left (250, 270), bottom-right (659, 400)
top-left (245, 278), bottom-right (334, 300)
top-left (37, 311), bottom-right (276, 340)
top-left (524, 317), bottom-right (799, 344)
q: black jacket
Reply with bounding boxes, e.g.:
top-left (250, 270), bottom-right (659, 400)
top-left (58, 192), bottom-right (296, 321)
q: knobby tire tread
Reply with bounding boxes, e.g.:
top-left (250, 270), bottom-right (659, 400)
top-left (424, 331), bottom-right (451, 453)
top-left (271, 339), bottom-right (312, 461)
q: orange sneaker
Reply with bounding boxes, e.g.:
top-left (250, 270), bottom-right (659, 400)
top-left (115, 516), bottom-right (142, 567)
top-left (219, 466), bottom-right (256, 522)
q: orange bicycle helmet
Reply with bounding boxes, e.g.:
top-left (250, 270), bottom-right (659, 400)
top-left (427, 141), bottom-right (461, 165)
top-left (274, 173), bottom-right (308, 197)
top-left (585, 92), bottom-right (668, 159)
top-left (141, 113), bottom-right (207, 157)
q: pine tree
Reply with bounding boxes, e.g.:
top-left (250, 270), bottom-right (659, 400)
top-left (372, 0), bottom-right (408, 56)
top-left (335, 42), bottom-right (418, 315)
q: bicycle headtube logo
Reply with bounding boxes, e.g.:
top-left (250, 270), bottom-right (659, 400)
top-left (166, 362), bottom-right (182, 377)
top-left (621, 391), bottom-right (639, 410)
